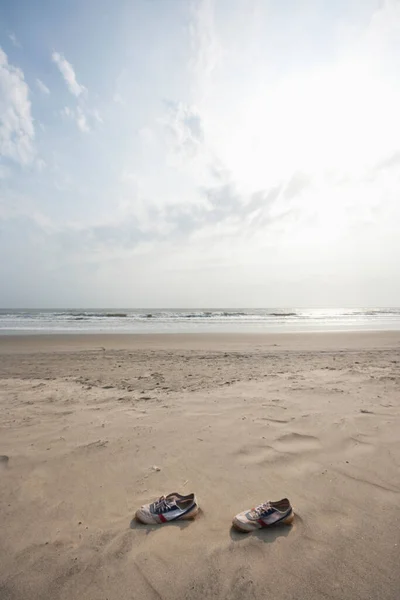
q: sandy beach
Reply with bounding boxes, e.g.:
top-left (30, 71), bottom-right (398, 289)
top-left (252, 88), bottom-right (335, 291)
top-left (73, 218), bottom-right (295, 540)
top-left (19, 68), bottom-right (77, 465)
top-left (1, 332), bottom-right (399, 600)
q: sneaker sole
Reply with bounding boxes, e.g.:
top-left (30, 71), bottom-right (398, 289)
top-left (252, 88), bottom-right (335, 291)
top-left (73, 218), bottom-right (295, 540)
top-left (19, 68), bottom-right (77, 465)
top-left (232, 511), bottom-right (294, 532)
top-left (136, 504), bottom-right (199, 524)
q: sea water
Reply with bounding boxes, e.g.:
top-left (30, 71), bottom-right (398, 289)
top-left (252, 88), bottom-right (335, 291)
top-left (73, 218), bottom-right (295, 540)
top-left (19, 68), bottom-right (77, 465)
top-left (1, 308), bottom-right (400, 334)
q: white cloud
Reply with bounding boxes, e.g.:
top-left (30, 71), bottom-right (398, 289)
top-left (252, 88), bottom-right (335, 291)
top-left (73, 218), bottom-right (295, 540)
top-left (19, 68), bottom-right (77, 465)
top-left (8, 33), bottom-right (21, 49)
top-left (0, 47), bottom-right (35, 165)
top-left (90, 108), bottom-right (103, 124)
top-left (190, 0), bottom-right (222, 90)
top-left (163, 101), bottom-right (204, 158)
top-left (60, 106), bottom-right (73, 119)
top-left (76, 106), bottom-right (89, 133)
top-left (52, 51), bottom-right (86, 97)
top-left (36, 78), bottom-right (50, 94)
top-left (52, 52), bottom-right (100, 132)
top-left (60, 106), bottom-right (90, 133)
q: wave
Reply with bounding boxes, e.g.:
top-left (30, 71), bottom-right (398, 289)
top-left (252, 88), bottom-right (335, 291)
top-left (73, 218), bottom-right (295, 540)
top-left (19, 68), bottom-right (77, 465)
top-left (69, 312), bottom-right (128, 318)
top-left (2, 308), bottom-right (400, 323)
top-left (181, 311), bottom-right (247, 319)
top-left (363, 309), bottom-right (400, 316)
top-left (343, 309), bottom-right (400, 317)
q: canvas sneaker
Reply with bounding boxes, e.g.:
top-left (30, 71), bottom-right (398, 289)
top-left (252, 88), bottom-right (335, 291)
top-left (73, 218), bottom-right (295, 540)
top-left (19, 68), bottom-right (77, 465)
top-left (232, 498), bottom-right (294, 532)
top-left (135, 492), bottom-right (199, 524)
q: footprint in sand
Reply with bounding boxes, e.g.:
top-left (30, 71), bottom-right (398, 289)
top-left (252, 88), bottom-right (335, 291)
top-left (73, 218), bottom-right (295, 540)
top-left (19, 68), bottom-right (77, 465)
top-left (253, 416), bottom-right (293, 426)
top-left (262, 417), bottom-right (293, 424)
top-left (274, 433), bottom-right (321, 453)
top-left (235, 443), bottom-right (288, 466)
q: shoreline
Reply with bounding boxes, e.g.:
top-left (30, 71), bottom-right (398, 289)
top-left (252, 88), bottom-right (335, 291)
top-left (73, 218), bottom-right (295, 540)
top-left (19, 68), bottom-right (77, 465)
top-left (1, 330), bottom-right (400, 354)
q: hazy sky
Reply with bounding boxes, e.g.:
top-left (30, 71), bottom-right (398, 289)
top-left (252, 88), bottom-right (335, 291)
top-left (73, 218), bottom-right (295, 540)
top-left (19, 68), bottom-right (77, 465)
top-left (1, 0), bottom-right (400, 308)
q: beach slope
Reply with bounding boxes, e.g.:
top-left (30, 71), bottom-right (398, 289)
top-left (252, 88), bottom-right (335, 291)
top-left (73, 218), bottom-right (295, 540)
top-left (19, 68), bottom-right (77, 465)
top-left (1, 332), bottom-right (399, 600)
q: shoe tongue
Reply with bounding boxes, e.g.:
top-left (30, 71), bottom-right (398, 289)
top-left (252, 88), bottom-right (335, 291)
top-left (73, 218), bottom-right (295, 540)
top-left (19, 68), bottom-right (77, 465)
top-left (164, 495), bottom-right (177, 508)
top-left (166, 494), bottom-right (179, 506)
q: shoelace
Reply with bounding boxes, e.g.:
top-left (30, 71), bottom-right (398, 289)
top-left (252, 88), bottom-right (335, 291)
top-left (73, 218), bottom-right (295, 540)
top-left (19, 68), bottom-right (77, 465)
top-left (250, 501), bottom-right (272, 518)
top-left (153, 495), bottom-right (176, 514)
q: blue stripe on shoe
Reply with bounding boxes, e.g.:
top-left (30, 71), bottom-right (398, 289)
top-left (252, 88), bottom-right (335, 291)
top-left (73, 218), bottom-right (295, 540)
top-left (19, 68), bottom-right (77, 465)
top-left (168, 503), bottom-right (197, 521)
top-left (259, 509), bottom-right (292, 527)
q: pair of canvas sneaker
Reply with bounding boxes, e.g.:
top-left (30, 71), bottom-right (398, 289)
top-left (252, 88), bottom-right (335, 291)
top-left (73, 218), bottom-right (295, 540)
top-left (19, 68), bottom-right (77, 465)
top-left (135, 492), bottom-right (294, 532)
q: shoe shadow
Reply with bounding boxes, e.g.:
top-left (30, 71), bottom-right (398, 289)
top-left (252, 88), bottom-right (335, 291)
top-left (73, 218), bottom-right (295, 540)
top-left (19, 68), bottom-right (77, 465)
top-left (229, 521), bottom-right (294, 544)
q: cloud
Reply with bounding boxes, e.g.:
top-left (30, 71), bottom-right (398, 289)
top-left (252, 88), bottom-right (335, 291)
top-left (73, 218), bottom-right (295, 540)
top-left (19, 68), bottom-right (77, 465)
top-left (76, 106), bottom-right (89, 132)
top-left (198, 177), bottom-right (289, 230)
top-left (8, 33), bottom-right (21, 49)
top-left (203, 183), bottom-right (240, 217)
top-left (154, 171), bottom-right (286, 240)
top-left (163, 101), bottom-right (204, 158)
top-left (190, 0), bottom-right (222, 86)
top-left (373, 150), bottom-right (400, 173)
top-left (52, 51), bottom-right (86, 97)
top-left (0, 47), bottom-right (35, 165)
top-left (36, 78), bottom-right (50, 94)
top-left (90, 108), bottom-right (103, 124)
top-left (283, 172), bottom-right (311, 200)
top-left (0, 187), bottom-right (51, 225)
top-left (61, 106), bottom-right (73, 119)
top-left (60, 105), bottom-right (91, 133)
top-left (52, 52), bottom-right (101, 132)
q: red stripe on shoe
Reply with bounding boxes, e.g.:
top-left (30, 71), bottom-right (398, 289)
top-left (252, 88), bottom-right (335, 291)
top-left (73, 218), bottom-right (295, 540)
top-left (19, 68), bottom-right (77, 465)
top-left (159, 514), bottom-right (167, 523)
top-left (258, 519), bottom-right (268, 527)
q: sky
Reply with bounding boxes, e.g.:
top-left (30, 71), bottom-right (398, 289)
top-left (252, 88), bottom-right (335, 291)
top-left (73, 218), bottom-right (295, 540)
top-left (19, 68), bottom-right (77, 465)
top-left (1, 0), bottom-right (400, 308)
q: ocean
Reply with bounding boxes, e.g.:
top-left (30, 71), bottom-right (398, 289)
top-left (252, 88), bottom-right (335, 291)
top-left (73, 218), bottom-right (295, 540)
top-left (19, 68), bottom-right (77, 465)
top-left (1, 308), bottom-right (400, 334)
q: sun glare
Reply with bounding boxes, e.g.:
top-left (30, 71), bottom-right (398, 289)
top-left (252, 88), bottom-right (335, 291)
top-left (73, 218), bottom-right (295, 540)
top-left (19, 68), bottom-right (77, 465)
top-left (209, 61), bottom-right (398, 195)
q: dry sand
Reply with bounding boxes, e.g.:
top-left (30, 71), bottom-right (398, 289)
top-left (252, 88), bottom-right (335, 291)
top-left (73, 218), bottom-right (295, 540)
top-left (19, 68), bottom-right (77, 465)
top-left (0, 332), bottom-right (399, 600)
